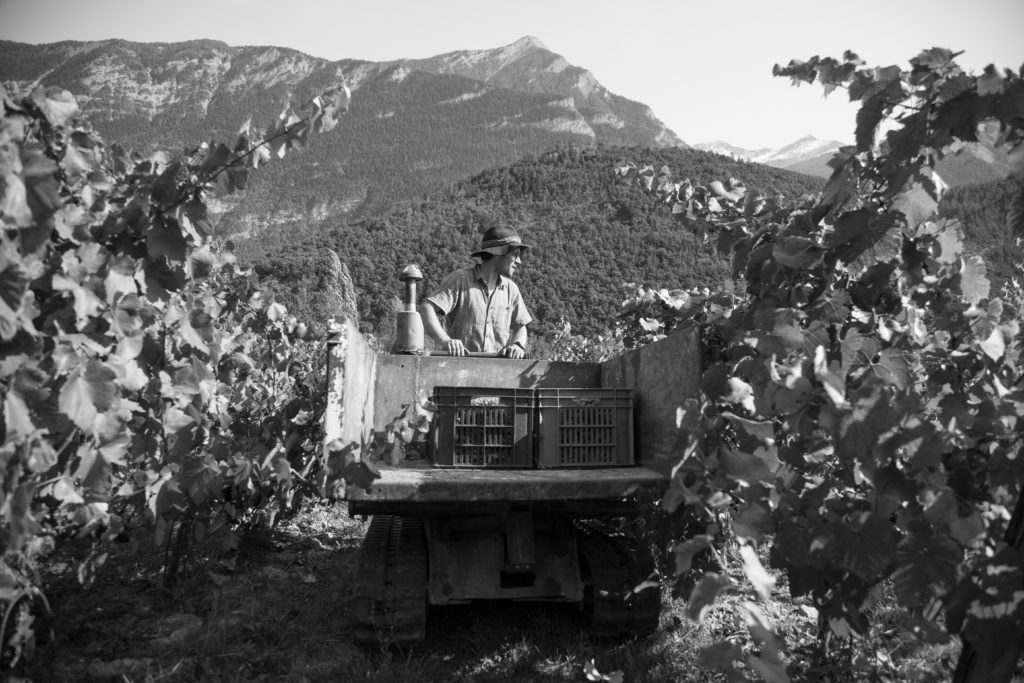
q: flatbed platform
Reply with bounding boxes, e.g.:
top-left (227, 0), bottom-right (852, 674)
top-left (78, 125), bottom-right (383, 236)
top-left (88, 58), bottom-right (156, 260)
top-left (326, 318), bottom-right (700, 516)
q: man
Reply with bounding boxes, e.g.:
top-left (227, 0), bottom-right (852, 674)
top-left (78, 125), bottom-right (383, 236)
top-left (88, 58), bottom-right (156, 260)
top-left (420, 225), bottom-right (533, 358)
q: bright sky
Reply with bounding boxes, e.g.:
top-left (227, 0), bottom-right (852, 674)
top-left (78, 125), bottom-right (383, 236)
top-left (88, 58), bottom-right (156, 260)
top-left (1, 0), bottom-right (1022, 149)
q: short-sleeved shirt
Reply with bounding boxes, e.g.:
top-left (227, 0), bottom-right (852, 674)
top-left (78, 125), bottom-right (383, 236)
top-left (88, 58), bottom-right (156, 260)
top-left (424, 266), bottom-right (533, 353)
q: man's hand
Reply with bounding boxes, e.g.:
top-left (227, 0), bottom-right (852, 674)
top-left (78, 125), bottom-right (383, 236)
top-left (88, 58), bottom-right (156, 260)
top-left (501, 343), bottom-right (525, 359)
top-left (445, 339), bottom-right (467, 356)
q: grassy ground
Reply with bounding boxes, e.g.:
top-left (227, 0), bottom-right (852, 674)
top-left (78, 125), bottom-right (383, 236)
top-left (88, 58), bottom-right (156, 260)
top-left (19, 501), bottom-right (965, 682)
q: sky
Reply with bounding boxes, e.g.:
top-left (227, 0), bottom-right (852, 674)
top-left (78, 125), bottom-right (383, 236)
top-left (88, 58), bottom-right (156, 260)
top-left (1, 0), bottom-right (1022, 149)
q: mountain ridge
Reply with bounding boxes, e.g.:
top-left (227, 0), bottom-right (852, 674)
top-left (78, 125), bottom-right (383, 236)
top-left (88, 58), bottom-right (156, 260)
top-left (0, 36), bottom-right (683, 219)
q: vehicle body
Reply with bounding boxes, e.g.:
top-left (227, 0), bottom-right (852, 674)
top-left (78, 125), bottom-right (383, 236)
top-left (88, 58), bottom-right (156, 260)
top-left (325, 317), bottom-right (700, 643)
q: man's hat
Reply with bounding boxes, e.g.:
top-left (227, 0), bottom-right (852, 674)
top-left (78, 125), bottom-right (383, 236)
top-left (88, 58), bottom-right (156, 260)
top-left (471, 225), bottom-right (532, 258)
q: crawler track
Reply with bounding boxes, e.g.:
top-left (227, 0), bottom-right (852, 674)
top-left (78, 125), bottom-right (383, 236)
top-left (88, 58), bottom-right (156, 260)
top-left (575, 521), bottom-right (661, 639)
top-left (352, 515), bottom-right (428, 645)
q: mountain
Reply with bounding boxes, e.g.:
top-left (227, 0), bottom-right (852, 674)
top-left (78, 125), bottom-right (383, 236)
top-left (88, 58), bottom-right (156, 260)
top-left (403, 37), bottom-right (683, 148)
top-left (693, 141), bottom-right (772, 161)
top-left (694, 136), bottom-right (845, 178)
top-left (0, 37), bottom-right (683, 222)
top-left (696, 130), bottom-right (1010, 186)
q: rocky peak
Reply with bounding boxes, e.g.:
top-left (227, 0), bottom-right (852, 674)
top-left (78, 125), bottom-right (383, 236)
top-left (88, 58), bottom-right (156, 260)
top-left (507, 35), bottom-right (549, 53)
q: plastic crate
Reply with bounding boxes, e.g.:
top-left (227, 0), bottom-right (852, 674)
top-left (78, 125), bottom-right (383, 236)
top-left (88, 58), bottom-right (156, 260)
top-left (431, 387), bottom-right (534, 468)
top-left (536, 389), bottom-right (635, 468)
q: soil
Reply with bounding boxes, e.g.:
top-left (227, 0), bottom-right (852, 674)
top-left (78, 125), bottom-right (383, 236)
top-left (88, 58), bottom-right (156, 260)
top-left (13, 501), bottom-right (962, 682)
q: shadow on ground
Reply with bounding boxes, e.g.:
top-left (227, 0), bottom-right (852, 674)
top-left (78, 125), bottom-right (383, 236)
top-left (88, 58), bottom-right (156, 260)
top-left (27, 502), bottom-right (696, 683)
top-left (25, 501), bottom-right (963, 682)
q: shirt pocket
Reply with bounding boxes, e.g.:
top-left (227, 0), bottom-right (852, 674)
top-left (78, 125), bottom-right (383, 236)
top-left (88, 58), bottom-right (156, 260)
top-left (488, 300), bottom-right (511, 329)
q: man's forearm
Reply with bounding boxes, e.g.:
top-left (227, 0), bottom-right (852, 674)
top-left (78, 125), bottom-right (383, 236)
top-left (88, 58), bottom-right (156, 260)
top-left (419, 303), bottom-right (467, 355)
top-left (510, 325), bottom-right (528, 350)
top-left (418, 303), bottom-right (449, 344)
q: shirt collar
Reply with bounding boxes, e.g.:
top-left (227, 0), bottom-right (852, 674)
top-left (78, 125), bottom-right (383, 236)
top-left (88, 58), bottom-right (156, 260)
top-left (473, 264), bottom-right (506, 290)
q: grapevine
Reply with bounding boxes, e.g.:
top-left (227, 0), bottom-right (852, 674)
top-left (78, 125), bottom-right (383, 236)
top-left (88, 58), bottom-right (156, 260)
top-left (0, 81), bottom-right (358, 669)
top-left (618, 48), bottom-right (1024, 681)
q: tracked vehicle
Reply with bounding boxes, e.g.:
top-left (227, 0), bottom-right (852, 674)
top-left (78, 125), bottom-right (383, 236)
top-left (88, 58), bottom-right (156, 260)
top-left (326, 268), bottom-right (700, 644)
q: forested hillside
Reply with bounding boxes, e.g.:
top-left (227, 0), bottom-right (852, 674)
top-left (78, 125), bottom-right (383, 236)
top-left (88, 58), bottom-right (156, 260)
top-left (235, 144), bottom-right (1022, 345)
top-left (940, 176), bottom-right (1024, 285)
top-left (234, 145), bottom-right (825, 340)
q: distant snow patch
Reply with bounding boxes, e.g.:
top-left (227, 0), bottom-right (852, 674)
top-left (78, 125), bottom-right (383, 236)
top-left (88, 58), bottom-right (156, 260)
top-left (389, 66), bottom-right (412, 82)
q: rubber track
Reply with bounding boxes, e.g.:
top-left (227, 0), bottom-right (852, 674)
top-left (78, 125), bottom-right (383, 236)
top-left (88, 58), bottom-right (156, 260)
top-left (352, 515), bottom-right (428, 645)
top-left (575, 521), bottom-right (661, 638)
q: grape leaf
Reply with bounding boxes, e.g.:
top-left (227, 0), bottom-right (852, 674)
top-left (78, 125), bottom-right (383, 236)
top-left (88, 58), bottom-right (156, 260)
top-left (809, 289), bottom-right (852, 324)
top-left (59, 369), bottom-right (97, 430)
top-left (835, 385), bottom-right (901, 463)
top-left (266, 301), bottom-right (288, 322)
top-left (813, 345), bottom-right (847, 406)
top-left (673, 536), bottom-right (712, 575)
top-left (0, 258), bottom-right (28, 317)
top-left (751, 307), bottom-right (805, 353)
top-left (21, 148), bottom-right (62, 223)
top-left (686, 572), bottom-right (731, 622)
top-left (949, 510), bottom-right (985, 546)
top-left (910, 47), bottom-right (957, 71)
top-left (893, 182), bottom-right (939, 230)
top-left (722, 412), bottom-right (774, 446)
top-left (960, 255), bottom-right (990, 304)
top-left (840, 328), bottom-right (876, 375)
top-left (26, 434), bottom-right (57, 472)
top-left (199, 143), bottom-right (232, 176)
top-left (773, 236), bottom-right (824, 269)
top-left (978, 327), bottom-right (1006, 361)
top-left (822, 516), bottom-right (898, 580)
top-left (639, 317), bottom-right (663, 332)
top-left (856, 94), bottom-right (886, 151)
top-left (151, 161), bottom-right (184, 207)
top-left (870, 349), bottom-right (911, 390)
top-left (892, 534), bottom-right (961, 608)
top-left (142, 263), bottom-right (182, 300)
top-left (818, 148), bottom-right (860, 215)
top-left (719, 446), bottom-right (780, 485)
top-left (60, 133), bottom-right (97, 183)
top-left (927, 217), bottom-right (965, 264)
top-left (145, 222), bottom-right (188, 262)
top-left (104, 254), bottom-right (139, 303)
top-left (52, 274), bottom-right (103, 329)
top-left (763, 377), bottom-right (812, 415)
top-left (30, 86), bottom-right (78, 127)
top-left (0, 171), bottom-right (32, 227)
top-left (3, 389), bottom-right (34, 438)
top-left (733, 503), bottom-right (773, 544)
top-left (828, 207), bottom-right (870, 247)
